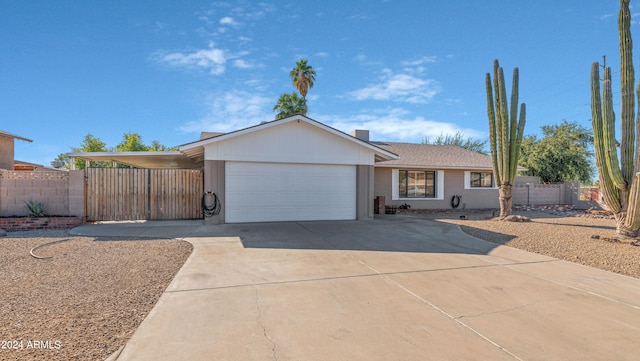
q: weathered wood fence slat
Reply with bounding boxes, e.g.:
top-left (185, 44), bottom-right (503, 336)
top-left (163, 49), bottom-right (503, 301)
top-left (86, 168), bottom-right (203, 221)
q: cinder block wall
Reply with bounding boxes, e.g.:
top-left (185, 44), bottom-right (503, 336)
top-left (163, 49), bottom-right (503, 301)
top-left (0, 169), bottom-right (85, 217)
top-left (512, 182), bottom-right (579, 206)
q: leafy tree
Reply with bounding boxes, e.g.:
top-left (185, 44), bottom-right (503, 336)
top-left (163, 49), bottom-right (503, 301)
top-left (422, 131), bottom-right (488, 154)
top-left (148, 140), bottom-right (173, 151)
top-left (289, 59), bottom-right (316, 99)
top-left (273, 92), bottom-right (307, 119)
top-left (115, 132), bottom-right (148, 152)
top-left (62, 134), bottom-right (112, 170)
top-left (518, 120), bottom-right (594, 183)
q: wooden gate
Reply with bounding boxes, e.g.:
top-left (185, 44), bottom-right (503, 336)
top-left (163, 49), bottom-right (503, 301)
top-left (86, 168), bottom-right (203, 221)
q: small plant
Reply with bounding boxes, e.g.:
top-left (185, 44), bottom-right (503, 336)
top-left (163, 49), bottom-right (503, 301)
top-left (24, 200), bottom-right (47, 217)
top-left (398, 203), bottom-right (411, 210)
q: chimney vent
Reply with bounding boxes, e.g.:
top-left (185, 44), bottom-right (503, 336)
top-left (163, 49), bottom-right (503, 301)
top-left (351, 129), bottom-right (370, 142)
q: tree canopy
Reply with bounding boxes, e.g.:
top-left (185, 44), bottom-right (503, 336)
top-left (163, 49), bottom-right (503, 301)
top-left (518, 120), bottom-right (594, 183)
top-left (273, 92), bottom-right (307, 119)
top-left (422, 131), bottom-right (488, 154)
top-left (289, 59), bottom-right (316, 99)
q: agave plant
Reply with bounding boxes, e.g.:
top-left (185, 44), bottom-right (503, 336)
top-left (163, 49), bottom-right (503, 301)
top-left (24, 200), bottom-right (47, 217)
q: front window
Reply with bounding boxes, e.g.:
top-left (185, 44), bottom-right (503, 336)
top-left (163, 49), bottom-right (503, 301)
top-left (399, 170), bottom-right (436, 198)
top-left (470, 172), bottom-right (493, 188)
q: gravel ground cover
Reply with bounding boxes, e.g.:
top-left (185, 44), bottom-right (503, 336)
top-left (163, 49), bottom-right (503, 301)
top-left (0, 229), bottom-right (192, 361)
top-left (419, 210), bottom-right (640, 279)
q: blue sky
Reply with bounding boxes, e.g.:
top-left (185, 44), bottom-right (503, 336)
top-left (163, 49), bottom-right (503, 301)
top-left (0, 1), bottom-right (629, 166)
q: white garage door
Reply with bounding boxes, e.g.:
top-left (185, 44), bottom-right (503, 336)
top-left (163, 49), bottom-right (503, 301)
top-left (225, 162), bottom-right (356, 223)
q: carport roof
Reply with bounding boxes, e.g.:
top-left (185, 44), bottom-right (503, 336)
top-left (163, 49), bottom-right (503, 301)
top-left (67, 151), bottom-right (202, 169)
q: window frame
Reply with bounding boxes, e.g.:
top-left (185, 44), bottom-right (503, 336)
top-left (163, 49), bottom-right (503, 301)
top-left (392, 169), bottom-right (444, 200)
top-left (464, 171), bottom-right (497, 189)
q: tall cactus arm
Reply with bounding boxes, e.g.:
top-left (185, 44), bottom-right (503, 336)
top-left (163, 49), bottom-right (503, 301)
top-left (619, 0), bottom-right (636, 184)
top-left (496, 66), bottom-right (510, 184)
top-left (508, 68), bottom-right (520, 184)
top-left (509, 103), bottom-right (526, 184)
top-left (591, 62), bottom-right (622, 213)
top-left (485, 73), bottom-right (501, 186)
top-left (602, 67), bottom-right (628, 191)
top-left (625, 173), bottom-right (640, 231)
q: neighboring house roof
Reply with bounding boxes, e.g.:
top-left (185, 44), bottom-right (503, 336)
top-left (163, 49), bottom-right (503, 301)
top-left (14, 160), bottom-right (66, 172)
top-left (179, 115), bottom-right (399, 163)
top-left (0, 130), bottom-right (33, 142)
top-left (373, 142), bottom-right (494, 170)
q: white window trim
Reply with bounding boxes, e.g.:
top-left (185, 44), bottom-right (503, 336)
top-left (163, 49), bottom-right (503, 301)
top-left (392, 169), bottom-right (444, 200)
top-left (464, 171), bottom-right (498, 189)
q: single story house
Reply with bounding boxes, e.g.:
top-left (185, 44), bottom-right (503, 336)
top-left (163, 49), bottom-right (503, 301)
top-left (0, 130), bottom-right (33, 170)
top-left (69, 115), bottom-right (498, 223)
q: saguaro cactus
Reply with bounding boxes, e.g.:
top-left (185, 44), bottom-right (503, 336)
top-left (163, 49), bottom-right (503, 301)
top-left (590, 0), bottom-right (640, 238)
top-left (485, 59), bottom-right (526, 218)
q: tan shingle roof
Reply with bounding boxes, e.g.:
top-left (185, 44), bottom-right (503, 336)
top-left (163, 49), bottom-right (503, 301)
top-left (373, 142), bottom-right (493, 170)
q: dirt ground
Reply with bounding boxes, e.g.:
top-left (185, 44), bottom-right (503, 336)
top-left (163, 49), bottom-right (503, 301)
top-left (0, 230), bottom-right (192, 361)
top-left (417, 210), bottom-right (640, 279)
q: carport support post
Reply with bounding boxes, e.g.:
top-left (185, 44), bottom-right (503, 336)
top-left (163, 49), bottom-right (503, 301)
top-left (203, 160), bottom-right (225, 224)
top-left (356, 165), bottom-right (375, 221)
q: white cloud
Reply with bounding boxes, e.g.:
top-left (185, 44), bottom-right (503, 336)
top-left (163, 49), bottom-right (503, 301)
top-left (158, 43), bottom-right (227, 75)
top-left (322, 108), bottom-right (485, 143)
top-left (219, 16), bottom-right (237, 25)
top-left (179, 90), bottom-right (274, 134)
top-left (400, 56), bottom-right (437, 67)
top-left (233, 59), bottom-right (253, 69)
top-left (349, 70), bottom-right (442, 103)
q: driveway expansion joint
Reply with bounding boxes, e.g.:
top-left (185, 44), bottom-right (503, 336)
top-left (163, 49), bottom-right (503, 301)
top-left (455, 302), bottom-right (538, 320)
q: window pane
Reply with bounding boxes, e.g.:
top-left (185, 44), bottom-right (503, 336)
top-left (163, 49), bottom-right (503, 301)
top-left (470, 172), bottom-right (481, 187)
top-left (471, 172), bottom-right (492, 188)
top-left (398, 170), bottom-right (436, 198)
top-left (481, 173), bottom-right (492, 187)
top-left (425, 171), bottom-right (435, 197)
top-left (399, 170), bottom-right (407, 197)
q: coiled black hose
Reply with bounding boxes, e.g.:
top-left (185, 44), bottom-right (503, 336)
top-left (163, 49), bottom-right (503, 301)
top-left (202, 191), bottom-right (222, 217)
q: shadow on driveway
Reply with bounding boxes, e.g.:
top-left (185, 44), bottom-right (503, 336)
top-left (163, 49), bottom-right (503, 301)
top-left (226, 215), bottom-right (501, 255)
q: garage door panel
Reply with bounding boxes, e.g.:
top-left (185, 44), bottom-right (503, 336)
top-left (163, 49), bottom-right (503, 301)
top-left (226, 162), bottom-right (356, 223)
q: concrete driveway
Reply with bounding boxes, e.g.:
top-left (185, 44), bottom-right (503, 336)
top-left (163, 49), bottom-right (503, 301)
top-left (72, 216), bottom-right (640, 361)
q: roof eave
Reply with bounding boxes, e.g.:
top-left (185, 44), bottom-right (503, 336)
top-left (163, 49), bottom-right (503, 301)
top-left (178, 115), bottom-right (399, 161)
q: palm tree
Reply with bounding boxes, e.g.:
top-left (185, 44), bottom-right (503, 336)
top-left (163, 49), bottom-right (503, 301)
top-left (289, 59), bottom-right (316, 99)
top-left (273, 92), bottom-right (307, 119)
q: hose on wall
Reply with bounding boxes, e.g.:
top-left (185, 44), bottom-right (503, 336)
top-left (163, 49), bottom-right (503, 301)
top-left (202, 191), bottom-right (222, 217)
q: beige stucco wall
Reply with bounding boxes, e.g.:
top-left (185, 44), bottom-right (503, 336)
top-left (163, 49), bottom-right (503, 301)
top-left (203, 160), bottom-right (225, 224)
top-left (356, 165), bottom-right (374, 221)
top-left (374, 167), bottom-right (499, 210)
top-left (0, 170), bottom-right (85, 217)
top-left (0, 137), bottom-right (14, 170)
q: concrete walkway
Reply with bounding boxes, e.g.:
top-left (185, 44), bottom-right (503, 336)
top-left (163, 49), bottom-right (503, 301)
top-left (72, 216), bottom-right (640, 361)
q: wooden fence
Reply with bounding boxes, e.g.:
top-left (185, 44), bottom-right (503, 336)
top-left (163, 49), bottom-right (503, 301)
top-left (86, 168), bottom-right (203, 221)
